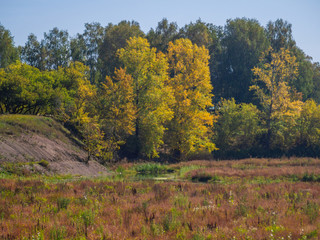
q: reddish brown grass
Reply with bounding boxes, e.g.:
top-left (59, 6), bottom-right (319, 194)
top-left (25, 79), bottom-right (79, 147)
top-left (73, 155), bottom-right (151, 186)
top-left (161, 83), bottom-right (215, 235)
top-left (1, 158), bottom-right (320, 239)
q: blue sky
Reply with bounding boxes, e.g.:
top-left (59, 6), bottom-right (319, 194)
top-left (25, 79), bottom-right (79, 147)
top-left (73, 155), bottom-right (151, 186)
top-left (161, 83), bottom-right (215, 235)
top-left (1, 0), bottom-right (320, 62)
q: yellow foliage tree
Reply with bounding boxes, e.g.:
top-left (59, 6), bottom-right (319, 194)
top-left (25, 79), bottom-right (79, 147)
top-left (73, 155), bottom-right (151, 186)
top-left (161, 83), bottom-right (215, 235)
top-left (166, 38), bottom-right (216, 159)
top-left (102, 68), bottom-right (136, 140)
top-left (82, 117), bottom-right (105, 163)
top-left (250, 47), bottom-right (303, 150)
top-left (57, 62), bottom-right (96, 126)
top-left (118, 37), bottom-right (174, 158)
top-left (98, 68), bottom-right (137, 160)
top-left (297, 99), bottom-right (320, 147)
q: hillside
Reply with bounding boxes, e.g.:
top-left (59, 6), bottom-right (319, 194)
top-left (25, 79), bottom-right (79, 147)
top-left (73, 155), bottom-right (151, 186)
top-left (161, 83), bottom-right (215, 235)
top-left (0, 114), bottom-right (109, 176)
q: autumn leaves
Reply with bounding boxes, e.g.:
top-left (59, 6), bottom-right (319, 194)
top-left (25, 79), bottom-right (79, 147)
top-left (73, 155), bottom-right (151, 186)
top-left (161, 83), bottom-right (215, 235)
top-left (1, 35), bottom-right (314, 160)
top-left (101, 37), bottom-right (215, 159)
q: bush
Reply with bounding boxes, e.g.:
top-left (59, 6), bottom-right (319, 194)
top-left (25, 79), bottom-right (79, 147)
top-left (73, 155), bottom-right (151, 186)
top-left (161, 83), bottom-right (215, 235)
top-left (135, 163), bottom-right (170, 174)
top-left (190, 171), bottom-right (220, 183)
top-left (38, 159), bottom-right (49, 168)
top-left (301, 173), bottom-right (320, 182)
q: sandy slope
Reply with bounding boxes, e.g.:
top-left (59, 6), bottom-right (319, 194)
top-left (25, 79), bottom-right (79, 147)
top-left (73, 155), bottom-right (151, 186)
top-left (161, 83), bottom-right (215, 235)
top-left (0, 116), bottom-right (110, 177)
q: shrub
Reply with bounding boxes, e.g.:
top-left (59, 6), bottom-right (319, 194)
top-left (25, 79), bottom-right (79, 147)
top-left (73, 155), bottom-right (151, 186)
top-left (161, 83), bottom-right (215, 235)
top-left (38, 160), bottom-right (49, 168)
top-left (135, 163), bottom-right (169, 174)
top-left (302, 173), bottom-right (320, 182)
top-left (190, 171), bottom-right (219, 183)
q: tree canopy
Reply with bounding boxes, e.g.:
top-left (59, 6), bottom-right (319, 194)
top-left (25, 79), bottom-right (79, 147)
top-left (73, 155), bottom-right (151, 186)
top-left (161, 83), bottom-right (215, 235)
top-left (1, 18), bottom-right (320, 161)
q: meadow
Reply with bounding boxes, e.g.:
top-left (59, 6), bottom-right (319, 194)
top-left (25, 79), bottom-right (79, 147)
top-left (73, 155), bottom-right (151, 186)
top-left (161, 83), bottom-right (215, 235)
top-left (1, 158), bottom-right (320, 239)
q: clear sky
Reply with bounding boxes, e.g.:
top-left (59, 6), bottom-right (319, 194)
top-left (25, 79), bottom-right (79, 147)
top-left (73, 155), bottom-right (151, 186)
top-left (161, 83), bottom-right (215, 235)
top-left (1, 0), bottom-right (320, 62)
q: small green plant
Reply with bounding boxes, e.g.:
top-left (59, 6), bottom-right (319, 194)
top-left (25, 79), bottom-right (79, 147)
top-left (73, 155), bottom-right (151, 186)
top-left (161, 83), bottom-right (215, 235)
top-left (235, 202), bottom-right (249, 217)
top-left (50, 226), bottom-right (65, 240)
top-left (81, 209), bottom-right (95, 237)
top-left (57, 197), bottom-right (70, 211)
top-left (29, 231), bottom-right (44, 240)
top-left (38, 159), bottom-right (49, 168)
top-left (135, 163), bottom-right (169, 174)
top-left (192, 232), bottom-right (206, 240)
top-left (304, 201), bottom-right (319, 223)
top-left (162, 208), bottom-right (181, 231)
top-left (302, 173), bottom-right (320, 182)
top-left (304, 230), bottom-right (318, 239)
top-left (179, 165), bottom-right (203, 178)
top-left (116, 166), bottom-right (125, 174)
top-left (76, 196), bottom-right (89, 206)
top-left (150, 222), bottom-right (164, 236)
top-left (174, 193), bottom-right (189, 209)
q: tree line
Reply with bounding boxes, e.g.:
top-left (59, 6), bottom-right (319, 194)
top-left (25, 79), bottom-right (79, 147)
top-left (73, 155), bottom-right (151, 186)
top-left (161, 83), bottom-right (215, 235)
top-left (0, 18), bottom-right (320, 161)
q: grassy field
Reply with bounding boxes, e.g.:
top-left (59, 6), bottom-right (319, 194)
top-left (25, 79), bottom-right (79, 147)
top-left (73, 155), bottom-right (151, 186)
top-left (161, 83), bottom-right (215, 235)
top-left (1, 158), bottom-right (320, 239)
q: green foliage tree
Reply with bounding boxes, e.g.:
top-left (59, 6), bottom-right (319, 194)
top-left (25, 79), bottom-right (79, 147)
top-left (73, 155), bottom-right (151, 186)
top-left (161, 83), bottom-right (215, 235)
top-left (292, 48), bottom-right (314, 100)
top-left (250, 47), bottom-right (303, 151)
top-left (70, 34), bottom-right (86, 64)
top-left (118, 37), bottom-right (174, 158)
top-left (214, 98), bottom-right (260, 158)
top-left (43, 27), bottom-right (70, 70)
top-left (214, 18), bottom-right (269, 103)
top-left (166, 38), bottom-right (216, 159)
top-left (83, 22), bottom-right (105, 84)
top-left (311, 62), bottom-right (320, 103)
top-left (98, 21), bottom-right (144, 79)
top-left (266, 19), bottom-right (296, 52)
top-left (0, 62), bottom-right (56, 114)
top-left (22, 34), bottom-right (47, 71)
top-left (21, 34), bottom-right (42, 68)
top-left (0, 24), bottom-right (19, 68)
top-left (178, 19), bottom-right (214, 48)
top-left (147, 18), bottom-right (178, 53)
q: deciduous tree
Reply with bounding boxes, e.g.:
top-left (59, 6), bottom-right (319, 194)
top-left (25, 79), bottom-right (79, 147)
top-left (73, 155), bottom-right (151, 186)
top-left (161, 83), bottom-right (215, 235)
top-left (83, 22), bottom-right (105, 83)
top-left (214, 18), bottom-right (269, 103)
top-left (214, 98), bottom-right (260, 158)
top-left (118, 37), bottom-right (174, 158)
top-left (250, 47), bottom-right (303, 151)
top-left (266, 19), bottom-right (296, 52)
top-left (166, 38), bottom-right (216, 159)
top-left (99, 21), bottom-right (144, 79)
top-left (147, 18), bottom-right (178, 53)
top-left (56, 62), bottom-right (95, 126)
top-left (70, 34), bottom-right (86, 64)
top-left (97, 68), bottom-right (136, 160)
top-left (295, 100), bottom-right (320, 150)
top-left (0, 24), bottom-right (19, 68)
top-left (43, 27), bottom-right (70, 70)
top-left (0, 62), bottom-right (55, 114)
top-left (311, 62), bottom-right (320, 103)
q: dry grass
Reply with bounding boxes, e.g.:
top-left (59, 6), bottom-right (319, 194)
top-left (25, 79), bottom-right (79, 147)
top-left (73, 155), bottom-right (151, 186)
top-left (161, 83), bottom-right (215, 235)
top-left (1, 158), bottom-right (320, 239)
